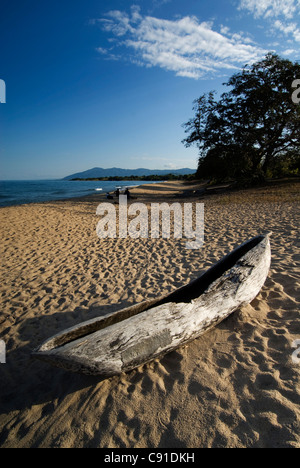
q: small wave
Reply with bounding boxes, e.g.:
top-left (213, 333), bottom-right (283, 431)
top-left (95, 188), bottom-right (102, 191)
top-left (53, 190), bottom-right (67, 195)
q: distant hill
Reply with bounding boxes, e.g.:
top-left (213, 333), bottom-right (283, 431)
top-left (63, 167), bottom-right (196, 180)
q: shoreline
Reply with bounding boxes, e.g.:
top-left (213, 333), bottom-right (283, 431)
top-left (42, 177), bottom-right (300, 205)
top-left (1, 178), bottom-right (299, 209)
top-left (0, 179), bottom-right (299, 448)
top-left (0, 179), bottom-right (161, 210)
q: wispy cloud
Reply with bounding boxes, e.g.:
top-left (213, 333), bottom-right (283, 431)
top-left (239, 0), bottom-right (300, 19)
top-left (151, 0), bottom-right (172, 10)
top-left (94, 6), bottom-right (265, 79)
top-left (129, 155), bottom-right (197, 169)
top-left (273, 19), bottom-right (300, 42)
top-left (239, 0), bottom-right (300, 42)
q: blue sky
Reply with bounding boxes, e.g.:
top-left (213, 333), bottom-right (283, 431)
top-left (0, 0), bottom-right (299, 179)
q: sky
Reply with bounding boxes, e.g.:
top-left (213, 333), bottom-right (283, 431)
top-left (0, 0), bottom-right (299, 180)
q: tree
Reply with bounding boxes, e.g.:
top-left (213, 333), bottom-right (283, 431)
top-left (182, 53), bottom-right (300, 183)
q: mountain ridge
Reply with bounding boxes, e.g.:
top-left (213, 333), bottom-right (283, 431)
top-left (63, 167), bottom-right (196, 180)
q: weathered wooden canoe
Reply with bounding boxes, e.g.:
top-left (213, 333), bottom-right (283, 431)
top-left (32, 233), bottom-right (271, 376)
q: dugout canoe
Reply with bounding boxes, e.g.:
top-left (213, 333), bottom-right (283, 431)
top-left (32, 233), bottom-right (271, 376)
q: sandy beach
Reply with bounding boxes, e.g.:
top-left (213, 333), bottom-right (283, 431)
top-left (0, 179), bottom-right (299, 448)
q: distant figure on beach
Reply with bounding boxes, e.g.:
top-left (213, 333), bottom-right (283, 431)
top-left (106, 192), bottom-right (113, 200)
top-left (125, 188), bottom-right (131, 199)
top-left (115, 188), bottom-right (120, 198)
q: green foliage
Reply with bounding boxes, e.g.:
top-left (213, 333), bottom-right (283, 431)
top-left (182, 54), bottom-right (300, 184)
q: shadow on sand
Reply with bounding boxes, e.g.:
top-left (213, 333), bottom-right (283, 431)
top-left (0, 301), bottom-right (134, 414)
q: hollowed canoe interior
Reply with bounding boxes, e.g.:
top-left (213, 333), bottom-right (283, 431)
top-left (39, 235), bottom-right (264, 351)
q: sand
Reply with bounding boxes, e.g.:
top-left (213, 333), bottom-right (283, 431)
top-left (0, 180), bottom-right (299, 448)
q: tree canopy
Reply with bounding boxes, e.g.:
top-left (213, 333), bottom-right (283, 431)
top-left (182, 54), bottom-right (300, 184)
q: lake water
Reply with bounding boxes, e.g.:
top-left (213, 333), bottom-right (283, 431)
top-left (0, 179), bottom-right (155, 207)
